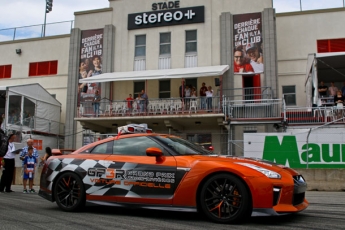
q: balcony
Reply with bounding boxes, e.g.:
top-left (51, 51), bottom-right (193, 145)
top-left (76, 96), bottom-right (225, 132)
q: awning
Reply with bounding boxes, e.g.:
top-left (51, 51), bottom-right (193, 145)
top-left (79, 65), bottom-right (229, 83)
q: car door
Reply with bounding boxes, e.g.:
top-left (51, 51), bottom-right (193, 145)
top-left (104, 136), bottom-right (177, 205)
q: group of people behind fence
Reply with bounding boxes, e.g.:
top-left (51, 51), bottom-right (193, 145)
top-left (122, 83), bottom-right (214, 115)
top-left (0, 116), bottom-right (52, 193)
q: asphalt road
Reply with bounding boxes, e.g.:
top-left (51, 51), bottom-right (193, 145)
top-left (0, 186), bottom-right (344, 230)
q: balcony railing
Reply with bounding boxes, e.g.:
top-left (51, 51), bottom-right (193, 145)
top-left (285, 106), bottom-right (345, 125)
top-left (225, 98), bottom-right (283, 120)
top-left (78, 96), bottom-right (223, 117)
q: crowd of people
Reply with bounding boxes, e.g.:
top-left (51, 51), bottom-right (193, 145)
top-left (318, 81), bottom-right (345, 106)
top-left (119, 83), bottom-right (215, 115)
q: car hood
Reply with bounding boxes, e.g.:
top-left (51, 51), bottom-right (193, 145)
top-left (189, 155), bottom-right (299, 175)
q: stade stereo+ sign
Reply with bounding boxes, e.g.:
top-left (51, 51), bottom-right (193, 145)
top-left (128, 4), bottom-right (204, 30)
top-left (244, 133), bottom-right (345, 169)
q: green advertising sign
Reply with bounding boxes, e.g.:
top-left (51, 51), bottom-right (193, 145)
top-left (245, 134), bottom-right (345, 169)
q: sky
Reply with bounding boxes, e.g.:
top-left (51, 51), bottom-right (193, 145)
top-left (0, 0), bottom-right (344, 40)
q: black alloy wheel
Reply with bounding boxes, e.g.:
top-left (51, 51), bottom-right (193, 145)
top-left (54, 172), bottom-right (85, 211)
top-left (199, 173), bottom-right (252, 224)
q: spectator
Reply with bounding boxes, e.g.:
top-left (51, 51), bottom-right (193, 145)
top-left (179, 80), bottom-right (185, 100)
top-left (93, 90), bottom-right (101, 117)
top-left (341, 82), bottom-right (345, 97)
top-left (206, 86), bottom-right (214, 112)
top-left (141, 89), bottom-right (148, 113)
top-left (328, 81), bottom-right (338, 96)
top-left (40, 147), bottom-right (52, 166)
top-left (23, 146), bottom-right (37, 194)
top-left (191, 88), bottom-right (197, 98)
top-left (318, 81), bottom-right (328, 96)
top-left (126, 94), bottom-right (134, 113)
top-left (199, 82), bottom-right (207, 109)
top-left (20, 139), bottom-right (39, 187)
top-left (0, 133), bottom-right (18, 193)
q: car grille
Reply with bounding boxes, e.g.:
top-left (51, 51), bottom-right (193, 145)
top-left (292, 175), bottom-right (307, 205)
top-left (293, 192), bottom-right (305, 205)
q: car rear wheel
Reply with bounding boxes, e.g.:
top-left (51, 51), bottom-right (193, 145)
top-left (199, 173), bottom-right (251, 224)
top-left (54, 172), bottom-right (85, 211)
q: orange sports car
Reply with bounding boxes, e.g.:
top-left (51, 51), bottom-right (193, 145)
top-left (39, 124), bottom-right (308, 224)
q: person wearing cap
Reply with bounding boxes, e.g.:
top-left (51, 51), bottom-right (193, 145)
top-left (233, 47), bottom-right (254, 73)
top-left (246, 43), bottom-right (264, 73)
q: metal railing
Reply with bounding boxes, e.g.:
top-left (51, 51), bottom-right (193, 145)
top-left (78, 96), bottom-right (223, 117)
top-left (0, 20), bottom-right (74, 42)
top-left (225, 98), bottom-right (283, 119)
top-left (285, 106), bottom-right (345, 125)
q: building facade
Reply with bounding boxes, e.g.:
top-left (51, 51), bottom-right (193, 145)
top-left (0, 0), bottom-right (344, 156)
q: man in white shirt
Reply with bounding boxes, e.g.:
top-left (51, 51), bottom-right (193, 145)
top-left (0, 133), bottom-right (17, 193)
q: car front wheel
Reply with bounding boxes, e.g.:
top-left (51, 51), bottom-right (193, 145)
top-left (54, 172), bottom-right (85, 211)
top-left (199, 173), bottom-right (252, 224)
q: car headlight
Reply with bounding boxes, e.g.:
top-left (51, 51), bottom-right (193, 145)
top-left (235, 163), bottom-right (281, 179)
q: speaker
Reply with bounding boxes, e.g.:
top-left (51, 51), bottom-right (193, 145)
top-left (215, 78), bottom-right (220, 86)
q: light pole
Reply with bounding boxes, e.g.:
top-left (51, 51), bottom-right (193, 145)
top-left (43, 0), bottom-right (53, 37)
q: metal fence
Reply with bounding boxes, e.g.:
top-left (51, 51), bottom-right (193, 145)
top-left (225, 98), bottom-right (283, 119)
top-left (0, 20), bottom-right (74, 42)
top-left (285, 106), bottom-right (345, 125)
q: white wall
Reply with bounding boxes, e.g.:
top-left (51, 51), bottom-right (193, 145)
top-left (0, 36), bottom-right (70, 122)
top-left (276, 9), bottom-right (345, 106)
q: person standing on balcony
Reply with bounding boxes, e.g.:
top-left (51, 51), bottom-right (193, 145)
top-left (206, 86), bottom-right (213, 113)
top-left (328, 82), bottom-right (338, 96)
top-left (179, 80), bottom-right (185, 101)
top-left (93, 90), bottom-right (101, 117)
top-left (341, 82), bottom-right (345, 97)
top-left (141, 90), bottom-right (148, 113)
top-left (200, 82), bottom-right (207, 110)
top-left (126, 94), bottom-right (133, 114)
top-left (318, 81), bottom-right (328, 97)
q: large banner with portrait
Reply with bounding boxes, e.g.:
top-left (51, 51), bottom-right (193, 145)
top-left (78, 28), bottom-right (103, 116)
top-left (233, 12), bottom-right (263, 75)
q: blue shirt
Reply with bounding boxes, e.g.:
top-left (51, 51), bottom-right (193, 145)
top-left (20, 146), bottom-right (39, 166)
top-left (24, 155), bottom-right (36, 170)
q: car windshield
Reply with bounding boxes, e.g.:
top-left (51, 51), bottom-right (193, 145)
top-left (154, 136), bottom-right (213, 155)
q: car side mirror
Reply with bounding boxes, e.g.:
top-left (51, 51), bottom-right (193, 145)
top-left (146, 147), bottom-right (164, 162)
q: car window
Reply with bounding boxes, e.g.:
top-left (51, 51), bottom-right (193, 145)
top-left (89, 141), bottom-right (113, 154)
top-left (154, 136), bottom-right (212, 155)
top-left (113, 136), bottom-right (166, 156)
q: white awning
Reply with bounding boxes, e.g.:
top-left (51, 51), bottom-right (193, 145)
top-left (79, 65), bottom-right (229, 83)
